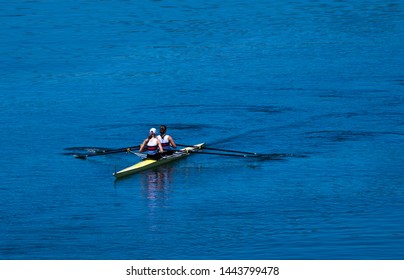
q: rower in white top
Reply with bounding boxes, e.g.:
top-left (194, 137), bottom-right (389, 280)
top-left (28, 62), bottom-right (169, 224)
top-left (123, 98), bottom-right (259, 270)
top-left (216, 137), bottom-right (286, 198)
top-left (139, 128), bottom-right (164, 160)
top-left (157, 125), bottom-right (177, 156)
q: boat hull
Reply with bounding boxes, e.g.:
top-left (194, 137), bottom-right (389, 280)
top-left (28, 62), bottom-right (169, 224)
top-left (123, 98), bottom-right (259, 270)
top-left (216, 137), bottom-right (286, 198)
top-left (113, 143), bottom-right (205, 178)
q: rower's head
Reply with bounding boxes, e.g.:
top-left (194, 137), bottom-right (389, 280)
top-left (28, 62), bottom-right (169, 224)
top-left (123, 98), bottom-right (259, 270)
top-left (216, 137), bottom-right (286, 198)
top-left (149, 128), bottom-right (157, 135)
top-left (160, 125), bottom-right (167, 134)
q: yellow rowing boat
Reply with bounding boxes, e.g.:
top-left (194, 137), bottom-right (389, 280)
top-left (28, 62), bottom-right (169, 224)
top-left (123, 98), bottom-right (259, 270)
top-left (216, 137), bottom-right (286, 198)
top-left (113, 143), bottom-right (205, 179)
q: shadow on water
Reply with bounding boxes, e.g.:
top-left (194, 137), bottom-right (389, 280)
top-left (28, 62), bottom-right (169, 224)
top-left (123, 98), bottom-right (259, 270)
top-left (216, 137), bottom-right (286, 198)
top-left (304, 130), bottom-right (404, 142)
top-left (254, 153), bottom-right (308, 161)
top-left (208, 127), bottom-right (263, 146)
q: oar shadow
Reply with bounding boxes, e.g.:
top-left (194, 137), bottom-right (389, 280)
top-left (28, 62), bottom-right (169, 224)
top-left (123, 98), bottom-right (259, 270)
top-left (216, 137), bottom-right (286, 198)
top-left (253, 153), bottom-right (308, 161)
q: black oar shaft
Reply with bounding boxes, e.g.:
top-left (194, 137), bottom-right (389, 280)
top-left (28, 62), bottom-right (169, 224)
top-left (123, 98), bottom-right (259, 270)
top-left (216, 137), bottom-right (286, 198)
top-left (202, 147), bottom-right (256, 155)
top-left (177, 144), bottom-right (256, 155)
top-left (189, 151), bottom-right (254, 157)
top-left (74, 145), bottom-right (140, 159)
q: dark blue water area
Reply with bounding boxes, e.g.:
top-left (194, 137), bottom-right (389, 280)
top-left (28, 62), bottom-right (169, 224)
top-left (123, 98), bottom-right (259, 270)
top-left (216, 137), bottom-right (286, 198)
top-left (1, 0), bottom-right (403, 259)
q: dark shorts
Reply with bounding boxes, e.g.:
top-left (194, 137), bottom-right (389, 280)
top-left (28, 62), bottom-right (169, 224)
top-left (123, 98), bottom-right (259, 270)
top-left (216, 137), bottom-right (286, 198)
top-left (147, 153), bottom-right (163, 160)
top-left (162, 150), bottom-right (175, 156)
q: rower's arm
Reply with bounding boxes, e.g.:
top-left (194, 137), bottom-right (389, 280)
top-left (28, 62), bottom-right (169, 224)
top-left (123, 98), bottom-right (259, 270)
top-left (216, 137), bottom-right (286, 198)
top-left (139, 139), bottom-right (147, 152)
top-left (168, 136), bottom-right (177, 148)
top-left (157, 139), bottom-right (164, 153)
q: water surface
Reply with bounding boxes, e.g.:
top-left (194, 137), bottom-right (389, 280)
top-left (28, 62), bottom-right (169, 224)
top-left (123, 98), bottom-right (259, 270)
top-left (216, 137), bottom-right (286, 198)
top-left (0, 0), bottom-right (403, 259)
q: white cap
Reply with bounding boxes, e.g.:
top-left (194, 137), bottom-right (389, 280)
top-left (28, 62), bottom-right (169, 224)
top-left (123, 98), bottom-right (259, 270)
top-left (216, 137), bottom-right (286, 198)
top-left (149, 128), bottom-right (156, 134)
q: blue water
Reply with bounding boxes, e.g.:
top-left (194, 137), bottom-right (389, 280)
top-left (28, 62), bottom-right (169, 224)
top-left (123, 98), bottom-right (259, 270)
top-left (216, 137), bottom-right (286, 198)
top-left (1, 0), bottom-right (403, 260)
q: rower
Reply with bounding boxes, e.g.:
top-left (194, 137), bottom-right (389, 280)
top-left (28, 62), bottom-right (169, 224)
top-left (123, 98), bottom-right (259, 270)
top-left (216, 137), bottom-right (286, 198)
top-left (157, 125), bottom-right (177, 156)
top-left (139, 128), bottom-right (164, 160)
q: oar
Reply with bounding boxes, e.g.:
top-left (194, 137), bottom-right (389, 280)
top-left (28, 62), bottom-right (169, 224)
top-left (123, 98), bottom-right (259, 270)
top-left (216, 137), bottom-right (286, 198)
top-left (74, 145), bottom-right (140, 159)
top-left (176, 144), bottom-right (258, 156)
top-left (128, 150), bottom-right (147, 159)
top-left (187, 150), bottom-right (302, 159)
top-left (177, 145), bottom-right (304, 159)
top-left (188, 150), bottom-right (257, 157)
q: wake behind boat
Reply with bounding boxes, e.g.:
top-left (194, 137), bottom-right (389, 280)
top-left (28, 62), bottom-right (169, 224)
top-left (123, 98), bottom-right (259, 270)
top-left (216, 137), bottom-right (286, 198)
top-left (113, 143), bottom-right (205, 179)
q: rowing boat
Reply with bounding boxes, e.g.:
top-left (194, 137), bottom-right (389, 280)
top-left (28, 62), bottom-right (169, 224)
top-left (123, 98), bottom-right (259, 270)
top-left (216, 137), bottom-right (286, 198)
top-left (113, 143), bottom-right (205, 179)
